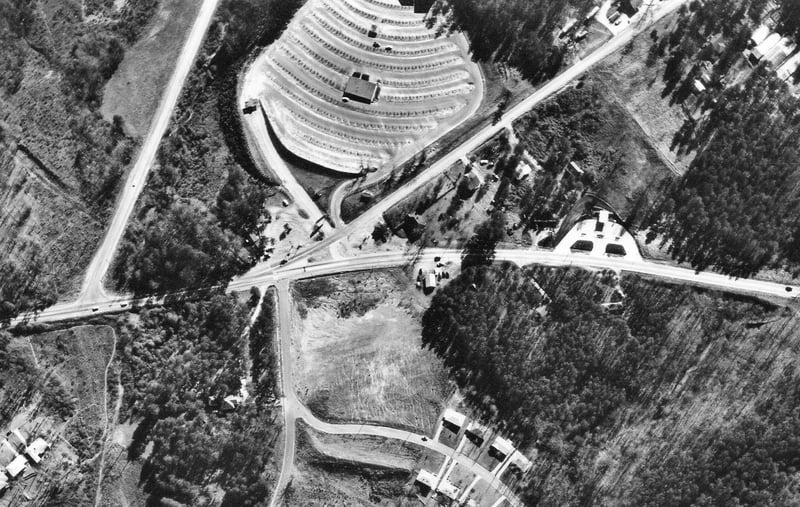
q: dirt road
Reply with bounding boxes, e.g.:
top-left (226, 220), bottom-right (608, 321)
top-left (77, 0), bottom-right (221, 305)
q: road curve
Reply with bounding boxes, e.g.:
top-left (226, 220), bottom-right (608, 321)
top-left (267, 279), bottom-right (524, 507)
top-left (76, 0), bottom-right (221, 304)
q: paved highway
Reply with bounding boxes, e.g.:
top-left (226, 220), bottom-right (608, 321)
top-left (317, 0), bottom-right (687, 256)
top-left (76, 0), bottom-right (221, 304)
top-left (17, 247), bottom-right (799, 326)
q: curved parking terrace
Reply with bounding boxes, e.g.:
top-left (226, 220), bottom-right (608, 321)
top-left (244, 0), bottom-right (483, 174)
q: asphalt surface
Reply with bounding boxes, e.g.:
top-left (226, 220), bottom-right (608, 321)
top-left (76, 0), bottom-right (221, 305)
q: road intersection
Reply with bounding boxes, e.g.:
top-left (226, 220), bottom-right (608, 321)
top-left (12, 0), bottom-right (795, 505)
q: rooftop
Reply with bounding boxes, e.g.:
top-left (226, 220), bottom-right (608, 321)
top-left (491, 436), bottom-right (515, 457)
top-left (343, 76), bottom-right (379, 104)
top-left (5, 455), bottom-right (26, 478)
top-left (443, 408), bottom-right (466, 428)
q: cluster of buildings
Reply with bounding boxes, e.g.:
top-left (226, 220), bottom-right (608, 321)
top-left (414, 409), bottom-right (533, 503)
top-left (747, 25), bottom-right (800, 81)
top-left (0, 430), bottom-right (50, 494)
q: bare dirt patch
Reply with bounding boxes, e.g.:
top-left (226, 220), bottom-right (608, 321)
top-left (291, 269), bottom-right (451, 433)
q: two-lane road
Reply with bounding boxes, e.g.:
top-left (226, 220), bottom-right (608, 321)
top-left (18, 247), bottom-right (798, 327)
top-left (77, 0), bottom-right (221, 304)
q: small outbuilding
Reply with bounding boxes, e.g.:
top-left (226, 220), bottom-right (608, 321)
top-left (514, 161), bottom-right (533, 181)
top-left (442, 409), bottom-right (466, 433)
top-left (489, 436), bottom-right (515, 461)
top-left (510, 452), bottom-right (533, 473)
top-left (424, 273), bottom-right (437, 291)
top-left (24, 438), bottom-right (49, 464)
top-left (415, 469), bottom-right (437, 490)
top-left (5, 455), bottom-right (27, 479)
top-left (437, 478), bottom-right (460, 500)
top-left (344, 75), bottom-right (380, 104)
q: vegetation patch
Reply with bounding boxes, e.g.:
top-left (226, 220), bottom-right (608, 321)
top-left (423, 262), bottom-right (800, 504)
top-left (101, 0), bottom-right (202, 136)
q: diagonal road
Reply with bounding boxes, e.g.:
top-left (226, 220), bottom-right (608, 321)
top-left (77, 0), bottom-right (221, 304)
top-left (244, 0), bottom-right (688, 280)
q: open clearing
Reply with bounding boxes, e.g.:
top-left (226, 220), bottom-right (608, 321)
top-left (286, 423), bottom-right (421, 506)
top-left (101, 0), bottom-right (202, 137)
top-left (291, 269), bottom-right (451, 433)
top-left (592, 12), bottom-right (693, 175)
top-left (244, 0), bottom-right (482, 174)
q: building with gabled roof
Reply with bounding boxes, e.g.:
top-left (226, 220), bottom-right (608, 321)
top-left (490, 436), bottom-right (515, 461)
top-left (415, 469), bottom-right (437, 489)
top-left (24, 438), bottom-right (49, 464)
top-left (442, 409), bottom-right (466, 433)
top-left (5, 455), bottom-right (26, 479)
top-left (777, 51), bottom-right (800, 80)
top-left (437, 478), bottom-right (460, 500)
top-left (465, 421), bottom-right (487, 446)
top-left (510, 452), bottom-right (533, 473)
top-left (751, 25), bottom-right (771, 46)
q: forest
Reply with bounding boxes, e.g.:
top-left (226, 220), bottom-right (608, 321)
top-left (0, 0), bottom-right (160, 321)
top-left (643, 0), bottom-right (800, 277)
top-left (112, 0), bottom-right (303, 295)
top-left (422, 263), bottom-right (800, 504)
top-left (120, 294), bottom-right (280, 505)
top-left (430, 0), bottom-right (595, 83)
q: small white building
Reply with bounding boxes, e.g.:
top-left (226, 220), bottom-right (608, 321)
top-left (514, 161), bottom-right (533, 181)
top-left (750, 25), bottom-right (770, 47)
top-left (416, 469), bottom-right (437, 489)
top-left (24, 438), bottom-right (49, 464)
top-left (424, 273), bottom-right (437, 290)
top-left (437, 478), bottom-right (460, 500)
top-left (5, 455), bottom-right (27, 479)
top-left (490, 436), bottom-right (515, 461)
top-left (510, 452), bottom-right (533, 473)
top-left (442, 408), bottom-right (466, 432)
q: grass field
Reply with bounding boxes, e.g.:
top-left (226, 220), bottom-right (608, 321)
top-left (292, 269), bottom-right (451, 433)
top-left (591, 12), bottom-right (693, 175)
top-left (101, 0), bottom-right (202, 137)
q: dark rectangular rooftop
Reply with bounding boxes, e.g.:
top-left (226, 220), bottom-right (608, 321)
top-left (344, 76), bottom-right (379, 104)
